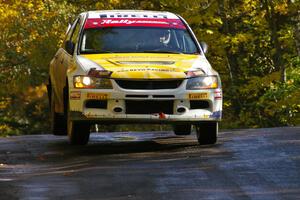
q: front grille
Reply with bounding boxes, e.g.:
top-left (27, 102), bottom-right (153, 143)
top-left (190, 100), bottom-right (209, 109)
top-left (85, 100), bottom-right (107, 109)
top-left (152, 95), bottom-right (175, 98)
top-left (126, 95), bottom-right (148, 98)
top-left (115, 80), bottom-right (183, 90)
top-left (125, 100), bottom-right (174, 114)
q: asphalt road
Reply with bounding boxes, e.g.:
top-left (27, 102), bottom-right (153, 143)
top-left (0, 126), bottom-right (299, 200)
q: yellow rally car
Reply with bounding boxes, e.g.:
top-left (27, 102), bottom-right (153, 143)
top-left (47, 10), bottom-right (222, 145)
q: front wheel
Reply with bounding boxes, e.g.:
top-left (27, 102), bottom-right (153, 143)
top-left (173, 124), bottom-right (191, 135)
top-left (68, 119), bottom-right (90, 145)
top-left (50, 87), bottom-right (67, 135)
top-left (195, 122), bottom-right (218, 145)
top-left (65, 87), bottom-right (90, 145)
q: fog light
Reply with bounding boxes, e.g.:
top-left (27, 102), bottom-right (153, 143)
top-left (113, 107), bottom-right (123, 113)
top-left (177, 107), bottom-right (186, 113)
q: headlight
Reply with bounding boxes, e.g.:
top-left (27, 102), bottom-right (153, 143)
top-left (73, 76), bottom-right (112, 89)
top-left (186, 75), bottom-right (218, 90)
top-left (82, 76), bottom-right (92, 86)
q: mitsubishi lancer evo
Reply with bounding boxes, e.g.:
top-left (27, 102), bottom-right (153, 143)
top-left (47, 10), bottom-right (222, 145)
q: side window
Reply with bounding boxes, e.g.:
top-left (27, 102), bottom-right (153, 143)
top-left (70, 20), bottom-right (81, 44)
top-left (63, 18), bottom-right (81, 48)
top-left (63, 18), bottom-right (81, 55)
top-left (64, 19), bottom-right (78, 43)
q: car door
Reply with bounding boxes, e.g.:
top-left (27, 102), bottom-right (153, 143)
top-left (62, 17), bottom-right (82, 84)
top-left (52, 18), bottom-right (81, 113)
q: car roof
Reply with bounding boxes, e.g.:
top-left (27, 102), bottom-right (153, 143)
top-left (84, 10), bottom-right (179, 19)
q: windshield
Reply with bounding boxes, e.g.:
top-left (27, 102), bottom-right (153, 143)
top-left (80, 27), bottom-right (199, 54)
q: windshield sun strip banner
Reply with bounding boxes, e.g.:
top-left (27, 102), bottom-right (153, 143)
top-left (84, 18), bottom-right (186, 29)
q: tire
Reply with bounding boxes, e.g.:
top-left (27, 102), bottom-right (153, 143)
top-left (173, 124), bottom-right (191, 135)
top-left (50, 87), bottom-right (67, 135)
top-left (68, 119), bottom-right (90, 145)
top-left (65, 87), bottom-right (90, 145)
top-left (195, 122), bottom-right (218, 145)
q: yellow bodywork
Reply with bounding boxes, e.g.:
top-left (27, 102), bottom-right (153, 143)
top-left (82, 53), bottom-right (200, 79)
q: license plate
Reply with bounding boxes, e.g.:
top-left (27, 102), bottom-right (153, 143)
top-left (189, 93), bottom-right (208, 100)
top-left (87, 93), bottom-right (108, 100)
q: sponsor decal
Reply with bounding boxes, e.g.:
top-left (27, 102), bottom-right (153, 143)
top-left (189, 93), bottom-right (208, 100)
top-left (70, 91), bottom-right (81, 100)
top-left (101, 19), bottom-right (168, 25)
top-left (84, 18), bottom-right (186, 29)
top-left (116, 68), bottom-right (178, 73)
top-left (214, 89), bottom-right (222, 100)
top-left (87, 93), bottom-right (108, 100)
top-left (210, 111), bottom-right (222, 119)
top-left (202, 114), bottom-right (210, 119)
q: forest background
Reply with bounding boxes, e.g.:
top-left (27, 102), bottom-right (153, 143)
top-left (0, 0), bottom-right (299, 136)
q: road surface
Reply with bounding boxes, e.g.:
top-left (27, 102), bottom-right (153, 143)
top-left (0, 126), bottom-right (299, 200)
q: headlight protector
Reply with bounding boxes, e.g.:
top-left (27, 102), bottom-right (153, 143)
top-left (73, 75), bottom-right (112, 89)
top-left (186, 75), bottom-right (218, 90)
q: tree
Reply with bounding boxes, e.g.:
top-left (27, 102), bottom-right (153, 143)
top-left (0, 0), bottom-right (299, 136)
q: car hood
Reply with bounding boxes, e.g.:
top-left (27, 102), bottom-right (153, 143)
top-left (78, 53), bottom-right (212, 79)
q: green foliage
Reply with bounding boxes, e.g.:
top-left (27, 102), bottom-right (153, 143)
top-left (0, 0), bottom-right (299, 136)
top-left (0, 0), bottom-right (77, 136)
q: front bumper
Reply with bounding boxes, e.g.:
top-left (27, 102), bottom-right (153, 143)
top-left (68, 79), bottom-right (222, 124)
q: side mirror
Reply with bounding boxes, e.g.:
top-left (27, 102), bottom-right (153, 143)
top-left (65, 40), bottom-right (75, 55)
top-left (200, 42), bottom-right (208, 54)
